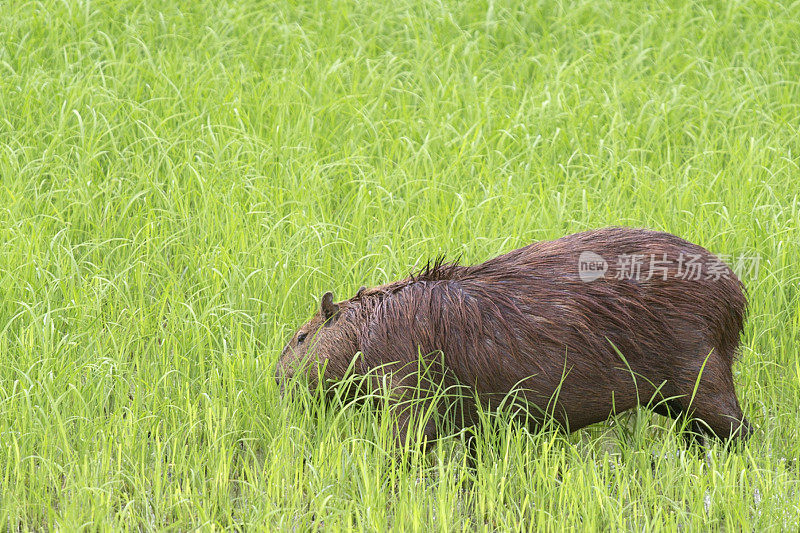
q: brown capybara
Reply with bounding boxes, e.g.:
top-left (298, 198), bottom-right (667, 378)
top-left (278, 227), bottom-right (752, 449)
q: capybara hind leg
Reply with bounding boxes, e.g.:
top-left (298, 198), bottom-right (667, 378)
top-left (674, 376), bottom-right (751, 443)
top-left (688, 396), bottom-right (752, 443)
top-left (670, 351), bottom-right (752, 444)
top-left (392, 407), bottom-right (439, 453)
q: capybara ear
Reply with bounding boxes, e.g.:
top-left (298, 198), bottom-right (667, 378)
top-left (321, 291), bottom-right (339, 321)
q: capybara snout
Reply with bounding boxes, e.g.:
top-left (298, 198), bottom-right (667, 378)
top-left (279, 227), bottom-right (751, 447)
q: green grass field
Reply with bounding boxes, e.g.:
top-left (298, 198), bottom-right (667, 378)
top-left (1, 0), bottom-right (799, 529)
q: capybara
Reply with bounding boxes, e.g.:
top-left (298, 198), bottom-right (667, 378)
top-left (278, 227), bottom-right (752, 448)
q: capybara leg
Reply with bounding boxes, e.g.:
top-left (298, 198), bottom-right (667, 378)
top-left (673, 365), bottom-right (752, 443)
top-left (380, 362), bottom-right (454, 454)
top-left (386, 381), bottom-right (442, 453)
top-left (392, 405), bottom-right (439, 453)
top-left (687, 394), bottom-right (752, 443)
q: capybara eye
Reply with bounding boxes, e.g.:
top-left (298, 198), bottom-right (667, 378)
top-left (297, 332), bottom-right (307, 344)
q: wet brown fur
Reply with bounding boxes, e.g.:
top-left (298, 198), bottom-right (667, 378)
top-left (279, 227), bottom-right (752, 448)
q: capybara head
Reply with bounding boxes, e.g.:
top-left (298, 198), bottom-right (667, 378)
top-left (277, 290), bottom-right (365, 389)
top-left (278, 291), bottom-right (338, 383)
